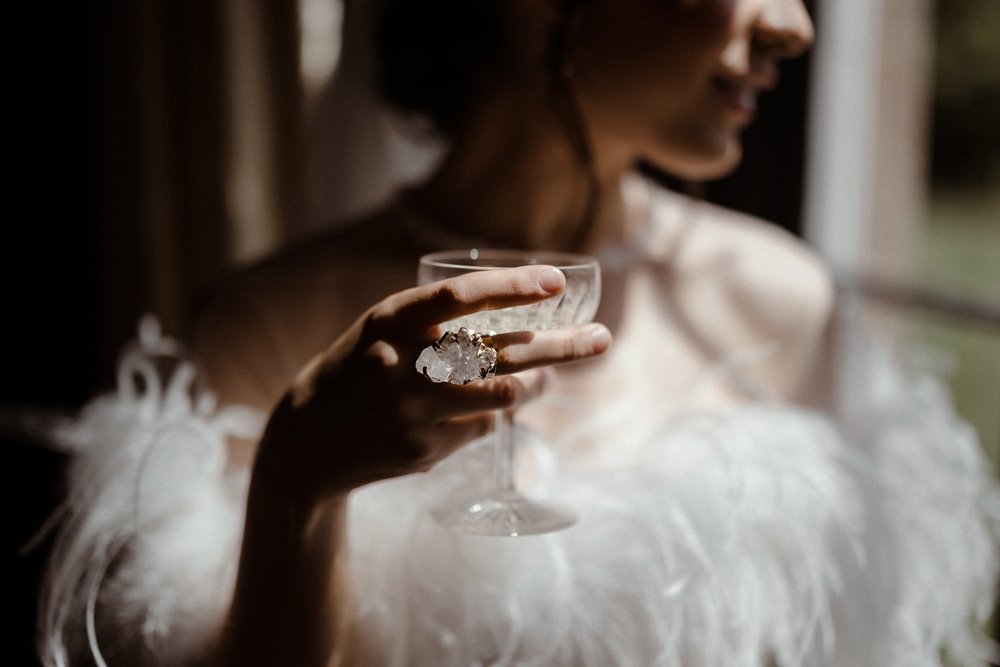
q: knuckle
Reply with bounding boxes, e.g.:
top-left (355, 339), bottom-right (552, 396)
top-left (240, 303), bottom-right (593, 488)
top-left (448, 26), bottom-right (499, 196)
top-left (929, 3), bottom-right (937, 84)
top-left (400, 431), bottom-right (433, 465)
top-left (434, 281), bottom-right (466, 309)
top-left (505, 272), bottom-right (528, 296)
top-left (507, 270), bottom-right (536, 297)
top-left (362, 339), bottom-right (397, 365)
top-left (575, 328), bottom-right (593, 356)
top-left (446, 418), bottom-right (491, 452)
top-left (521, 369), bottom-right (546, 397)
top-left (401, 441), bottom-right (434, 472)
top-left (365, 303), bottom-right (395, 337)
top-left (562, 334), bottom-right (579, 359)
top-left (491, 379), bottom-right (520, 408)
top-left (568, 328), bottom-right (593, 358)
top-left (476, 416), bottom-right (493, 438)
top-left (397, 395), bottom-right (423, 423)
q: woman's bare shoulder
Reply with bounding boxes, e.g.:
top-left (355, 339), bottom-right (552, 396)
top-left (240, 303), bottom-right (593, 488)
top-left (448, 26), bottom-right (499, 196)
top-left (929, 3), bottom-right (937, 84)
top-left (654, 189), bottom-right (834, 332)
top-left (649, 188), bottom-right (835, 397)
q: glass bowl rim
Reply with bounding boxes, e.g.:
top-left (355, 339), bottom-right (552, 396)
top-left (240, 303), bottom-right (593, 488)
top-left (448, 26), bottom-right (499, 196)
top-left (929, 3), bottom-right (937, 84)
top-left (419, 248), bottom-right (599, 271)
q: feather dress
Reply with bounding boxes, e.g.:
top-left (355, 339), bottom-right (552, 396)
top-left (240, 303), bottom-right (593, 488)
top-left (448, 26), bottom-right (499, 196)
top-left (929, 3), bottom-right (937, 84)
top-left (34, 308), bottom-right (1000, 666)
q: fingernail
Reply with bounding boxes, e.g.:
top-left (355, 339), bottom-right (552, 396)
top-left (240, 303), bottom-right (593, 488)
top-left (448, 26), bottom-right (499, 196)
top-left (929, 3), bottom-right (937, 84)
top-left (588, 324), bottom-right (612, 353)
top-left (538, 267), bottom-right (564, 294)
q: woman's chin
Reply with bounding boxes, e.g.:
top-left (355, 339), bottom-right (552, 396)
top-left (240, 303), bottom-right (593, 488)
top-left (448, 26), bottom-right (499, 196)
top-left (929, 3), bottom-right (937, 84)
top-left (648, 141), bottom-right (744, 183)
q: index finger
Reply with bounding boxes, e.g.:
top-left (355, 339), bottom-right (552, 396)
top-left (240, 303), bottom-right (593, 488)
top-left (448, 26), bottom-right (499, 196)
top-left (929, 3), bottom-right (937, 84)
top-left (373, 265), bottom-right (565, 335)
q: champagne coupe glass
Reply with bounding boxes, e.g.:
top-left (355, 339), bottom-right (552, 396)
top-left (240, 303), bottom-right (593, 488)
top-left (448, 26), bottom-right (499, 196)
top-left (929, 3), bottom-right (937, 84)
top-left (418, 249), bottom-right (601, 536)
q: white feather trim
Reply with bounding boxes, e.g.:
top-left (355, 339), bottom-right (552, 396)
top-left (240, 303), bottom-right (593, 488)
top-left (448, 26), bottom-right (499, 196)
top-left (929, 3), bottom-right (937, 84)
top-left (838, 342), bottom-right (1000, 666)
top-left (344, 346), bottom-right (999, 666)
top-left (348, 409), bottom-right (860, 666)
top-left (36, 319), bottom-right (999, 666)
top-left (36, 317), bottom-right (263, 666)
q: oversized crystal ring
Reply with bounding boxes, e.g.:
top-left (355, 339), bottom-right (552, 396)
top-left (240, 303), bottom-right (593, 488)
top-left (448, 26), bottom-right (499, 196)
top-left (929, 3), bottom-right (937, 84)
top-left (416, 327), bottom-right (498, 385)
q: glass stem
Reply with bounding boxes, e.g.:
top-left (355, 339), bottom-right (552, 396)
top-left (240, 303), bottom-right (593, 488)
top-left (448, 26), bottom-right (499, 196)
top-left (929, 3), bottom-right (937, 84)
top-left (494, 410), bottom-right (515, 495)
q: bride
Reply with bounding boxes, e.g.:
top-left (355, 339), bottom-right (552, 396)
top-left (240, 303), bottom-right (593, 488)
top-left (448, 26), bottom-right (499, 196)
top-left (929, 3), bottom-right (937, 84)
top-left (38, 0), bottom-right (999, 665)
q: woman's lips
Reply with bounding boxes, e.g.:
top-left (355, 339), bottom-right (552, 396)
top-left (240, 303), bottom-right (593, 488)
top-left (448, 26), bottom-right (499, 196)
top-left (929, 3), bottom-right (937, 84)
top-left (712, 78), bottom-right (760, 118)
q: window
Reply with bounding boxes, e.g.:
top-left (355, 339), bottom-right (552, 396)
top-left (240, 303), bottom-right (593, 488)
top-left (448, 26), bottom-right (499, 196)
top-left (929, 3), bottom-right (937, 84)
top-left (806, 0), bottom-right (1000, 457)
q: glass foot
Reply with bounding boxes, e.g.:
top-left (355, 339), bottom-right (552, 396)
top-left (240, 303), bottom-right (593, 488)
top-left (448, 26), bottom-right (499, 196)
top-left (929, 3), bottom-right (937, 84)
top-left (432, 492), bottom-right (577, 536)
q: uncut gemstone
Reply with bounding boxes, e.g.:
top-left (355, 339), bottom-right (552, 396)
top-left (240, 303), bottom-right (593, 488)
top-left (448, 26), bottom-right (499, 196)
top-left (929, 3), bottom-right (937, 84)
top-left (416, 345), bottom-right (452, 382)
top-left (416, 328), bottom-right (490, 384)
top-left (450, 329), bottom-right (481, 383)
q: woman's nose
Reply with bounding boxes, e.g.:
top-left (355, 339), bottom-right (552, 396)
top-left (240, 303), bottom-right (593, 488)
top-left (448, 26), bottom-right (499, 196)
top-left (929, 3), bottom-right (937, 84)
top-left (755, 0), bottom-right (815, 59)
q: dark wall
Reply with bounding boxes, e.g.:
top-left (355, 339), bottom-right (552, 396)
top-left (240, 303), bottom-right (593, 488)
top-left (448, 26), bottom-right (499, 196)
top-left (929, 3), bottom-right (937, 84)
top-left (5, 3), bottom-right (103, 408)
top-left (5, 4), bottom-right (103, 665)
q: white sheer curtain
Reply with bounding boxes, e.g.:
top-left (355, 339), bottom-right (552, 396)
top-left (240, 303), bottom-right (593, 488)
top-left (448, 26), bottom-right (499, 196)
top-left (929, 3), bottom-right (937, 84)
top-left (804, 0), bottom-right (933, 286)
top-left (298, 0), bottom-right (444, 236)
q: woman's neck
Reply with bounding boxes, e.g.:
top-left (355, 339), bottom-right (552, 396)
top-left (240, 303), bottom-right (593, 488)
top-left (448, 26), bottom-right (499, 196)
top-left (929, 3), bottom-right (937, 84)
top-left (408, 79), bottom-right (633, 253)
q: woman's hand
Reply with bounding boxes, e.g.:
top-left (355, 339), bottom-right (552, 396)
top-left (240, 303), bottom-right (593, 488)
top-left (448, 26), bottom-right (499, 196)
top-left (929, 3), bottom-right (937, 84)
top-left (253, 265), bottom-right (612, 507)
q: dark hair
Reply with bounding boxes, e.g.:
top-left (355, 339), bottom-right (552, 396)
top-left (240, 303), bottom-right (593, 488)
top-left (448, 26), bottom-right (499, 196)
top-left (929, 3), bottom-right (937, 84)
top-left (375, 0), bottom-right (507, 134)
